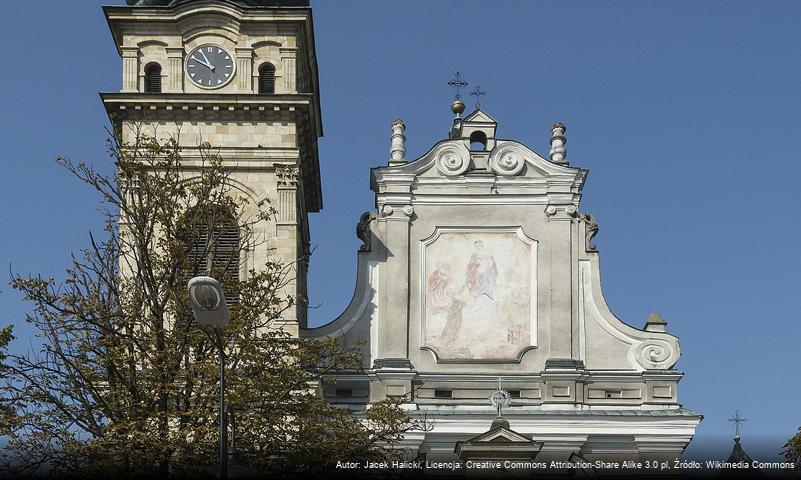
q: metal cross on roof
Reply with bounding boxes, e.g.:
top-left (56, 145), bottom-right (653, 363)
top-left (489, 377), bottom-right (511, 417)
top-left (728, 410), bottom-right (747, 437)
top-left (448, 71), bottom-right (468, 100)
top-left (469, 85), bottom-right (486, 108)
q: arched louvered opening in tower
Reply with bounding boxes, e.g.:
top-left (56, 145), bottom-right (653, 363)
top-left (144, 63), bottom-right (162, 93)
top-left (180, 206), bottom-right (241, 306)
top-left (258, 63), bottom-right (276, 94)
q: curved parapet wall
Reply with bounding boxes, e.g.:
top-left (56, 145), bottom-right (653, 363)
top-left (301, 213), bottom-right (379, 366)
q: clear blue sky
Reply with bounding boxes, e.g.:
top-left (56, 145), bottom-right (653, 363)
top-left (1, 0), bottom-right (800, 460)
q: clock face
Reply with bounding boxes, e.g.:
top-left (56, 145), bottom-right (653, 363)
top-left (185, 44), bottom-right (235, 89)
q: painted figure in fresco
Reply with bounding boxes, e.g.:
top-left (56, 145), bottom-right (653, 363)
top-left (438, 298), bottom-right (466, 344)
top-left (425, 233), bottom-right (530, 359)
top-left (426, 262), bottom-right (452, 315)
top-left (463, 239), bottom-right (498, 300)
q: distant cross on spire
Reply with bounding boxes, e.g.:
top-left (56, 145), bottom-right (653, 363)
top-left (489, 377), bottom-right (511, 418)
top-left (469, 85), bottom-right (486, 108)
top-left (448, 71), bottom-right (468, 100)
top-left (728, 410), bottom-right (747, 437)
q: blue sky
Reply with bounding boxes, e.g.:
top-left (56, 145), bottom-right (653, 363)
top-left (1, 0), bottom-right (800, 460)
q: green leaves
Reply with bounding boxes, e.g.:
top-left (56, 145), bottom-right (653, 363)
top-left (3, 132), bottom-right (420, 477)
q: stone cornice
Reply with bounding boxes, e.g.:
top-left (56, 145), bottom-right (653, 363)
top-left (102, 0), bottom-right (323, 136)
top-left (317, 370), bottom-right (685, 383)
top-left (101, 92), bottom-right (314, 111)
top-left (103, 1), bottom-right (313, 54)
top-left (102, 92), bottom-right (322, 212)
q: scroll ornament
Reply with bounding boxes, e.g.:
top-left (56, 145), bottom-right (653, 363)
top-left (635, 339), bottom-right (675, 369)
top-left (489, 145), bottom-right (525, 176)
top-left (435, 145), bottom-right (470, 176)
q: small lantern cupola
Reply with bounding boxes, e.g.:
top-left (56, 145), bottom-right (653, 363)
top-left (459, 108), bottom-right (498, 152)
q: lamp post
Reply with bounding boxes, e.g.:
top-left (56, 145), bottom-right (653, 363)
top-left (188, 276), bottom-right (230, 480)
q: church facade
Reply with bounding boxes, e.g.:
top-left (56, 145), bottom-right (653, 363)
top-left (305, 104), bottom-right (702, 463)
top-left (104, 0), bottom-right (701, 467)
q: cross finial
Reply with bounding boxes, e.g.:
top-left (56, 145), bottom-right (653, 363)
top-left (728, 410), bottom-right (747, 438)
top-left (489, 376), bottom-right (510, 418)
top-left (469, 85), bottom-right (486, 108)
top-left (448, 71), bottom-right (468, 100)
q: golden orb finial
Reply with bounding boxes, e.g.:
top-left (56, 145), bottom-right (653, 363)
top-left (451, 98), bottom-right (465, 116)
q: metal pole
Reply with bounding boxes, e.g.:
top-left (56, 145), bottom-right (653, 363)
top-left (220, 336), bottom-right (228, 480)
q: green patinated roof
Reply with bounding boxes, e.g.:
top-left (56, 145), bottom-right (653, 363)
top-left (125, 0), bottom-right (309, 7)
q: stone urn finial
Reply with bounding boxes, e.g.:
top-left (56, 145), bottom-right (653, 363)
top-left (389, 119), bottom-right (406, 166)
top-left (549, 122), bottom-right (567, 165)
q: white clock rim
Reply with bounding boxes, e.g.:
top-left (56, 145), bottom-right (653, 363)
top-left (185, 43), bottom-right (237, 90)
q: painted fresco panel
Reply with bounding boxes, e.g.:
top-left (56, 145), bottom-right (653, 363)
top-left (424, 231), bottom-right (532, 360)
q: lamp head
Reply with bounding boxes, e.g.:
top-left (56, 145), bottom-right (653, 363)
top-left (187, 276), bottom-right (229, 328)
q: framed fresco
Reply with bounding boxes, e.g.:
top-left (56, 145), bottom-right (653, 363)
top-left (420, 227), bottom-right (537, 362)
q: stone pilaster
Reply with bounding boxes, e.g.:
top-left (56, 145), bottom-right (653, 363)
top-left (235, 47), bottom-right (254, 92)
top-left (545, 204), bottom-right (578, 359)
top-left (121, 47), bottom-right (139, 92)
top-left (280, 47), bottom-right (297, 93)
top-left (377, 203), bottom-right (414, 362)
top-left (166, 47), bottom-right (184, 92)
top-left (275, 164), bottom-right (301, 335)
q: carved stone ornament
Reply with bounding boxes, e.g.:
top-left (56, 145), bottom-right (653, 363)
top-left (580, 212), bottom-right (599, 252)
top-left (381, 205), bottom-right (394, 217)
top-left (276, 165), bottom-right (300, 188)
top-left (489, 144), bottom-right (526, 176)
top-left (545, 204), bottom-right (579, 218)
top-left (435, 144), bottom-right (470, 176)
top-left (635, 339), bottom-right (674, 370)
top-left (356, 211), bottom-right (376, 252)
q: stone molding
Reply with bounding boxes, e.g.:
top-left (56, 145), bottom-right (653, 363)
top-left (545, 204), bottom-right (578, 220)
top-left (380, 204), bottom-right (414, 219)
top-left (275, 164), bottom-right (300, 188)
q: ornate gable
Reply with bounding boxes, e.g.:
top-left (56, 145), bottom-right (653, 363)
top-left (303, 98), bottom-right (700, 460)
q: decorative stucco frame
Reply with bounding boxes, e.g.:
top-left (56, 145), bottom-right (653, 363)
top-left (419, 226), bottom-right (538, 363)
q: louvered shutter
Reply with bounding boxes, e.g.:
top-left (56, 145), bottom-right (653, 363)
top-left (184, 209), bottom-right (240, 306)
top-left (258, 63), bottom-right (275, 94)
top-left (145, 64), bottom-right (162, 93)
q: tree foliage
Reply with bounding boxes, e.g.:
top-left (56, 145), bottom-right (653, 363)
top-left (0, 324), bottom-right (13, 433)
top-left (2, 131), bottom-right (425, 478)
top-left (784, 428), bottom-right (801, 471)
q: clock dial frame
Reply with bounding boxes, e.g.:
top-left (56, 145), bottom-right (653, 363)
top-left (185, 44), bottom-right (236, 89)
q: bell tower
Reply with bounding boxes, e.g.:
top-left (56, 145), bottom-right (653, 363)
top-left (101, 0), bottom-right (322, 333)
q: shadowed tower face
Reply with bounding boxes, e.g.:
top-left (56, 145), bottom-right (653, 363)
top-left (102, 0), bottom-right (323, 333)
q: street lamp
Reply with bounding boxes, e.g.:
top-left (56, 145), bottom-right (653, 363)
top-left (187, 276), bottom-right (230, 479)
top-left (188, 276), bottom-right (229, 328)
